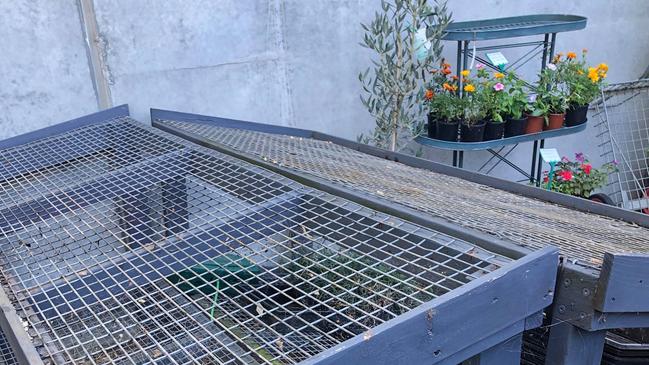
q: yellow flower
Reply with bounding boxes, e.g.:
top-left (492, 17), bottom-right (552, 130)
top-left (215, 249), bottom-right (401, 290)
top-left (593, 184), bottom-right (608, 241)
top-left (464, 84), bottom-right (476, 93)
top-left (588, 67), bottom-right (600, 83)
top-left (494, 72), bottom-right (504, 79)
top-left (597, 63), bottom-right (609, 72)
top-left (461, 69), bottom-right (470, 77)
top-left (567, 52), bottom-right (577, 59)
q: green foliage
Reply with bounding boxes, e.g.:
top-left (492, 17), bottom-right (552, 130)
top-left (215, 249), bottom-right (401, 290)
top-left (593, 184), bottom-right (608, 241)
top-left (541, 153), bottom-right (618, 198)
top-left (481, 71), bottom-right (528, 122)
top-left (359, 0), bottom-right (451, 151)
top-left (559, 51), bottom-right (606, 106)
top-left (536, 65), bottom-right (568, 115)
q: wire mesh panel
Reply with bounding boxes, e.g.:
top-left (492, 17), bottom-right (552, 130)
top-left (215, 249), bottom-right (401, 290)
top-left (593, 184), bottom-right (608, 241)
top-left (0, 326), bottom-right (18, 365)
top-left (154, 118), bottom-right (649, 270)
top-left (594, 79), bottom-right (649, 212)
top-left (0, 118), bottom-right (509, 364)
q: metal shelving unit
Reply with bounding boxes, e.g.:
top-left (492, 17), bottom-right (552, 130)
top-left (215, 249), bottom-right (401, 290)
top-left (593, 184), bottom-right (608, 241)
top-left (420, 14), bottom-right (587, 184)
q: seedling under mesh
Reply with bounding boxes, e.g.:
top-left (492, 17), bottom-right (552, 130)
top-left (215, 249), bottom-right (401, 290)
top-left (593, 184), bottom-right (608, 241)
top-left (0, 117), bottom-right (526, 364)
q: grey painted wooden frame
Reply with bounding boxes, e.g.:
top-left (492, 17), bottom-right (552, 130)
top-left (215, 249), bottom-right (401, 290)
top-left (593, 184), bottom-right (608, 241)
top-left (0, 106), bottom-right (559, 365)
top-left (151, 108), bottom-right (649, 365)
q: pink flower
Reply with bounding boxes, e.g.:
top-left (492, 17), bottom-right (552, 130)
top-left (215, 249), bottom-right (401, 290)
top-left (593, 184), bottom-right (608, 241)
top-left (493, 82), bottom-right (505, 91)
top-left (476, 63), bottom-right (485, 70)
top-left (581, 163), bottom-right (592, 175)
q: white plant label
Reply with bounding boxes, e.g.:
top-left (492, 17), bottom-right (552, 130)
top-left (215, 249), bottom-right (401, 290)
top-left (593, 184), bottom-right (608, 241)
top-left (540, 148), bottom-right (561, 163)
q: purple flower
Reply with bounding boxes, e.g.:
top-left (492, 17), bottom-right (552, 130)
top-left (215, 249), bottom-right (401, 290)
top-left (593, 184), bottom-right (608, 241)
top-left (476, 63), bottom-right (485, 70)
top-left (493, 82), bottom-right (505, 91)
top-left (561, 156), bottom-right (570, 163)
top-left (575, 152), bottom-right (585, 163)
top-left (547, 63), bottom-right (557, 71)
top-left (612, 159), bottom-right (619, 166)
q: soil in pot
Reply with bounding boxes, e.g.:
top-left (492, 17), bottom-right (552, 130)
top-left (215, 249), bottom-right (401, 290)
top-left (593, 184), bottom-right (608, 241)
top-left (544, 113), bottom-right (564, 130)
top-left (427, 113), bottom-right (437, 138)
top-left (484, 120), bottom-right (505, 140)
top-left (436, 120), bottom-right (459, 141)
top-left (565, 104), bottom-right (588, 126)
top-left (460, 120), bottom-right (486, 142)
top-left (525, 115), bottom-right (544, 134)
top-left (504, 117), bottom-right (527, 138)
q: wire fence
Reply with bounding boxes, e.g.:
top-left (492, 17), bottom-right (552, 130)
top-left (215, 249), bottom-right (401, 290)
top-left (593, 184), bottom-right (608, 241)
top-left (0, 118), bottom-right (507, 364)
top-left (594, 79), bottom-right (649, 212)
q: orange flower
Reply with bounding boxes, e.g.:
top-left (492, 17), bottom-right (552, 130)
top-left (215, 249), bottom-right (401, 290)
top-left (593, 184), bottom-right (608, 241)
top-left (597, 63), bottom-right (609, 72)
top-left (442, 67), bottom-right (452, 75)
top-left (461, 70), bottom-right (470, 77)
top-left (424, 89), bottom-right (434, 100)
top-left (567, 52), bottom-right (577, 59)
top-left (494, 72), bottom-right (504, 79)
top-left (442, 62), bottom-right (451, 68)
top-left (451, 75), bottom-right (459, 80)
top-left (443, 83), bottom-right (453, 91)
top-left (552, 53), bottom-right (563, 63)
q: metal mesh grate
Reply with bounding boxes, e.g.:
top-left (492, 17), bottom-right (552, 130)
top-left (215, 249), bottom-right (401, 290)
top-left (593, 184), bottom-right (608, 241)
top-left (155, 119), bottom-right (649, 269)
top-left (0, 118), bottom-right (507, 364)
top-left (594, 79), bottom-right (649, 212)
top-left (0, 326), bottom-right (18, 365)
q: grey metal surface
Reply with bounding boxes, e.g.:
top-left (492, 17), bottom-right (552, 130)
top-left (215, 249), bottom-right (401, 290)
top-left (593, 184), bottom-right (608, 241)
top-left (154, 118), bottom-right (649, 270)
top-left (595, 79), bottom-right (649, 212)
top-left (441, 14), bottom-right (587, 41)
top-left (0, 118), bottom-right (515, 364)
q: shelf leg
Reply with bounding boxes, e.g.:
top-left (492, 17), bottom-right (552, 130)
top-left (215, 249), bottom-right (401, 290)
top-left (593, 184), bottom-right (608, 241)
top-left (549, 33), bottom-right (557, 62)
top-left (530, 140), bottom-right (538, 184)
top-left (541, 33), bottom-right (549, 69)
top-left (536, 139), bottom-right (545, 186)
top-left (459, 150), bottom-right (464, 168)
top-left (453, 150), bottom-right (458, 167)
top-left (456, 41), bottom-right (463, 91)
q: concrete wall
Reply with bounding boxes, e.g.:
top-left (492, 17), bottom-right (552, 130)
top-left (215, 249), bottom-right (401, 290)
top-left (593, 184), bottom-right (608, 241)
top-left (1, 0), bottom-right (648, 181)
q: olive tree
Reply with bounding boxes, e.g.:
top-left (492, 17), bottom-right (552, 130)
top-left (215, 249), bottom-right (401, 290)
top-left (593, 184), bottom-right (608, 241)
top-left (359, 0), bottom-right (450, 151)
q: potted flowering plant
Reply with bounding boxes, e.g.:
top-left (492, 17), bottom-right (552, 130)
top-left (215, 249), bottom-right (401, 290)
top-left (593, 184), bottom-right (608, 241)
top-left (526, 94), bottom-right (549, 134)
top-left (560, 50), bottom-right (608, 126)
top-left (426, 61), bottom-right (463, 141)
top-left (536, 62), bottom-right (568, 130)
top-left (458, 69), bottom-right (487, 142)
top-left (497, 72), bottom-right (530, 138)
top-left (542, 153), bottom-right (618, 198)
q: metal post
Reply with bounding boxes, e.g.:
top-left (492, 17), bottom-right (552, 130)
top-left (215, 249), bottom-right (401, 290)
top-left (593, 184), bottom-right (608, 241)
top-left (456, 41), bottom-right (463, 90)
top-left (541, 33), bottom-right (549, 69)
top-left (453, 150), bottom-right (458, 167)
top-left (548, 33), bottom-right (557, 63)
top-left (536, 139), bottom-right (545, 185)
top-left (545, 320), bottom-right (606, 365)
top-left (459, 151), bottom-right (464, 168)
top-left (530, 140), bottom-right (539, 183)
top-left (463, 334), bottom-right (523, 365)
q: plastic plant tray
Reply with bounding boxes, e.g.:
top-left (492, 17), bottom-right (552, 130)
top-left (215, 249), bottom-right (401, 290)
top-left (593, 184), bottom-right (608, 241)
top-left (442, 14), bottom-right (587, 41)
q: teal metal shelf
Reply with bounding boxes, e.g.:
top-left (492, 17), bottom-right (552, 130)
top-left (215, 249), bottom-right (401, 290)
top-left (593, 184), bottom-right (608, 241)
top-left (415, 123), bottom-right (588, 151)
top-left (442, 14), bottom-right (587, 41)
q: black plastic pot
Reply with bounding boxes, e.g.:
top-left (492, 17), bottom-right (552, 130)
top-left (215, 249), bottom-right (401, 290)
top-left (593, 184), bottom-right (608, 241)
top-left (565, 104), bottom-right (589, 126)
top-left (483, 120), bottom-right (505, 141)
top-left (460, 120), bottom-right (486, 142)
top-left (505, 117), bottom-right (528, 137)
top-left (436, 120), bottom-right (459, 141)
top-left (427, 113), bottom-right (436, 138)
